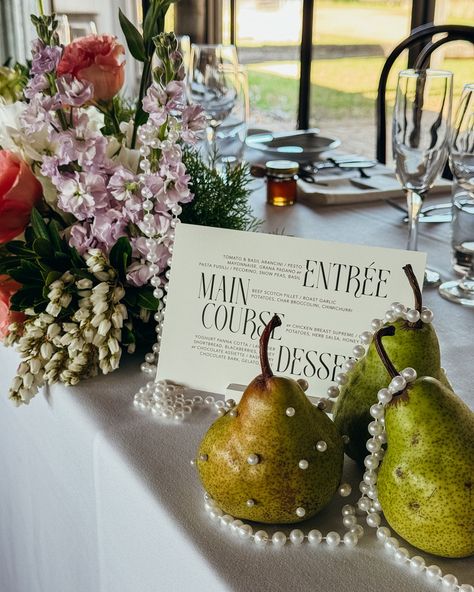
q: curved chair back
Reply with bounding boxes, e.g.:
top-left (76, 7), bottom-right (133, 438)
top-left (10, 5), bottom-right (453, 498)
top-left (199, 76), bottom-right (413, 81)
top-left (376, 23), bottom-right (474, 164)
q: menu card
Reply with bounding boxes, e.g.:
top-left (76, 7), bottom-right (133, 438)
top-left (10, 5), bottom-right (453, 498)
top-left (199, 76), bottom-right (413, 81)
top-left (157, 224), bottom-right (426, 398)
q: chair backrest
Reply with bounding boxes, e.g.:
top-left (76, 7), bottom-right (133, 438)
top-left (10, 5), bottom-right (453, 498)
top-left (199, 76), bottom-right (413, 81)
top-left (376, 23), bottom-right (474, 164)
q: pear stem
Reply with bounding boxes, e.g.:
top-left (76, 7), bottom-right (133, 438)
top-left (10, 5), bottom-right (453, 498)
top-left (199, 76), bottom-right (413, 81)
top-left (260, 314), bottom-right (282, 380)
top-left (374, 326), bottom-right (399, 379)
top-left (402, 264), bottom-right (423, 328)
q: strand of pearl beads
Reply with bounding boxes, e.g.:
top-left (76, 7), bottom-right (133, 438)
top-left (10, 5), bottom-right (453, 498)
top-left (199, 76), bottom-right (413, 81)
top-left (314, 302), bottom-right (435, 414)
top-left (355, 366), bottom-right (473, 592)
top-left (203, 493), bottom-right (364, 549)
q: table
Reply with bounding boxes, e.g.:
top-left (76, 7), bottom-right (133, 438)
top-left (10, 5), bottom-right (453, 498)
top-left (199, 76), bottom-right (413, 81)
top-left (1, 189), bottom-right (473, 592)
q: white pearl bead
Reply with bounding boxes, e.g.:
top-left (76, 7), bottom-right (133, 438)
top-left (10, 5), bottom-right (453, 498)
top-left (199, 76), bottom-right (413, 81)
top-left (441, 574), bottom-right (458, 589)
top-left (359, 482), bottom-right (370, 494)
top-left (421, 309), bottom-right (434, 323)
top-left (335, 373), bottom-right (348, 385)
top-left (389, 375), bottom-right (406, 393)
top-left (308, 529), bottom-right (322, 544)
top-left (360, 331), bottom-right (373, 345)
top-left (384, 537), bottom-right (399, 551)
top-left (367, 486), bottom-right (378, 500)
top-left (299, 459), bottom-right (309, 470)
top-left (297, 378), bottom-right (309, 391)
top-left (254, 530), bottom-right (269, 545)
top-left (376, 526), bottom-right (391, 541)
top-left (368, 421), bottom-right (383, 436)
top-left (338, 483), bottom-right (352, 497)
top-left (209, 508), bottom-right (223, 520)
top-left (343, 515), bottom-right (357, 528)
top-left (238, 524), bottom-right (253, 539)
top-left (377, 388), bottom-right (392, 404)
top-left (384, 311), bottom-right (397, 323)
top-left (394, 547), bottom-right (409, 562)
top-left (364, 456), bottom-right (379, 470)
top-left (343, 532), bottom-right (359, 547)
top-left (327, 385), bottom-right (340, 398)
top-left (426, 565), bottom-right (442, 579)
top-left (247, 454), bottom-right (259, 465)
top-left (370, 404), bottom-right (384, 419)
top-left (217, 408), bottom-right (226, 417)
top-left (272, 531), bottom-right (287, 547)
top-left (366, 438), bottom-right (381, 453)
top-left (394, 304), bottom-right (406, 316)
top-left (285, 407), bottom-right (295, 417)
top-left (353, 345), bottom-right (365, 358)
top-left (220, 514), bottom-right (233, 527)
top-left (371, 318), bottom-right (383, 331)
top-left (343, 358), bottom-right (357, 372)
top-left (342, 504), bottom-right (356, 516)
top-left (230, 519), bottom-right (243, 533)
top-left (406, 308), bottom-right (421, 323)
top-left (246, 499), bottom-right (255, 507)
top-left (460, 585), bottom-right (474, 592)
top-left (295, 507), bottom-right (306, 518)
top-left (401, 367), bottom-right (417, 382)
top-left (357, 497), bottom-right (370, 512)
top-left (289, 529), bottom-right (304, 545)
top-left (316, 440), bottom-right (327, 452)
top-left (372, 499), bottom-right (382, 512)
top-left (410, 556), bottom-right (425, 571)
top-left (325, 531), bottom-right (341, 547)
top-left (350, 525), bottom-right (364, 538)
top-left (366, 512), bottom-right (381, 528)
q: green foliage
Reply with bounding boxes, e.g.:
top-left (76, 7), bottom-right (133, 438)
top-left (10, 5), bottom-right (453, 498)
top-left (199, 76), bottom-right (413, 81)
top-left (180, 150), bottom-right (260, 232)
top-left (119, 9), bottom-right (146, 62)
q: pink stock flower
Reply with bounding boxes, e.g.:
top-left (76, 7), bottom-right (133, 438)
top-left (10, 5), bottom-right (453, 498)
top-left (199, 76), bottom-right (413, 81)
top-left (57, 35), bottom-right (125, 102)
top-left (56, 171), bottom-right (109, 220)
top-left (108, 168), bottom-right (138, 201)
top-left (56, 75), bottom-right (94, 107)
top-left (91, 209), bottom-right (128, 249)
top-left (69, 221), bottom-right (98, 255)
top-left (181, 104), bottom-right (206, 144)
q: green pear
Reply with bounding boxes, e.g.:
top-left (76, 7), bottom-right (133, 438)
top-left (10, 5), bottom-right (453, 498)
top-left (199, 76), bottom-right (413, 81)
top-left (374, 326), bottom-right (474, 559)
top-left (197, 314), bottom-right (344, 524)
top-left (333, 264), bottom-right (451, 467)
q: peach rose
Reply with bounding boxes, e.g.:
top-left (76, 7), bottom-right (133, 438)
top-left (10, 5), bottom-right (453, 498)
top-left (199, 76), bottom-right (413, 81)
top-left (0, 150), bottom-right (43, 243)
top-left (57, 35), bottom-right (125, 102)
top-left (0, 275), bottom-right (25, 340)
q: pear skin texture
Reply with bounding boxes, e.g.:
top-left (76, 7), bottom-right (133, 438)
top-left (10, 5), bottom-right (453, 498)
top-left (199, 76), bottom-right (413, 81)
top-left (197, 375), bottom-right (344, 524)
top-left (333, 320), bottom-right (451, 467)
top-left (378, 377), bottom-right (474, 558)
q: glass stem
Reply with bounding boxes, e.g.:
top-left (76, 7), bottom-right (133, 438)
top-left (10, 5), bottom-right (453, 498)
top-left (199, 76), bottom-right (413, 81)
top-left (406, 189), bottom-right (424, 251)
top-left (206, 124), bottom-right (217, 165)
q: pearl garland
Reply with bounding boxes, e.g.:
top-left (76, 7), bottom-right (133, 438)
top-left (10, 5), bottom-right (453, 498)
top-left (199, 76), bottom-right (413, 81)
top-left (202, 492), bottom-right (364, 549)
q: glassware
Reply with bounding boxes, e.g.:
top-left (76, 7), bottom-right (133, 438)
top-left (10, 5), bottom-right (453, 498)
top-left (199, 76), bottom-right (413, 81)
top-left (214, 67), bottom-right (249, 167)
top-left (188, 44), bottom-right (240, 162)
top-left (439, 83), bottom-right (474, 307)
top-left (393, 69), bottom-right (453, 287)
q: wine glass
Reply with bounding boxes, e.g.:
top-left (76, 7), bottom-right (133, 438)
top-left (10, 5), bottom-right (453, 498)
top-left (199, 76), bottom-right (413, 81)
top-left (393, 69), bottom-right (453, 287)
top-left (188, 44), bottom-right (240, 162)
top-left (439, 83), bottom-right (474, 307)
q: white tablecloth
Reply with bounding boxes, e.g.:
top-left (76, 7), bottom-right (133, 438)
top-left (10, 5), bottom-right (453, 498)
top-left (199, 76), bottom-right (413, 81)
top-left (1, 190), bottom-right (473, 592)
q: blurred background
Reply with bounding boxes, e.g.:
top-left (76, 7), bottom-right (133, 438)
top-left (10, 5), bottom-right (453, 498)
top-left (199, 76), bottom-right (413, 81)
top-left (1, 0), bottom-right (473, 157)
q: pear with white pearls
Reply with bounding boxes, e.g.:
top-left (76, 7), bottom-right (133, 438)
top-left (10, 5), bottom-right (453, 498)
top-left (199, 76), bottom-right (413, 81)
top-left (333, 263), bottom-right (451, 467)
top-left (374, 326), bottom-right (474, 559)
top-left (196, 314), bottom-right (344, 523)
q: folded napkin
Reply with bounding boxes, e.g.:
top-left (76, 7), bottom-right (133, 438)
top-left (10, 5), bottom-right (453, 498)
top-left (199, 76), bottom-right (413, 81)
top-left (297, 168), bottom-right (452, 206)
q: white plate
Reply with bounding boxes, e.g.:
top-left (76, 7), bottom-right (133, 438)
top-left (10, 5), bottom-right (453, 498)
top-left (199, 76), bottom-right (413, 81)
top-left (245, 129), bottom-right (340, 162)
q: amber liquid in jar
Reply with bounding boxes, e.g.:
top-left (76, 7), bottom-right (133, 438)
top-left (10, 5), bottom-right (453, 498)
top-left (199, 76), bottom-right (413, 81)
top-left (265, 160), bottom-right (299, 206)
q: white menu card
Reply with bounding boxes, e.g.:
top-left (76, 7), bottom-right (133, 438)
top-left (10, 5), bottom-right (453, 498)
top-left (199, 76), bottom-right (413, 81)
top-left (157, 224), bottom-right (426, 398)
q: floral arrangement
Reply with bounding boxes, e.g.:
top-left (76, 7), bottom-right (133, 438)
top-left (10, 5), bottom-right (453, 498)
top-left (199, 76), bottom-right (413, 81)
top-left (0, 2), bottom-right (254, 405)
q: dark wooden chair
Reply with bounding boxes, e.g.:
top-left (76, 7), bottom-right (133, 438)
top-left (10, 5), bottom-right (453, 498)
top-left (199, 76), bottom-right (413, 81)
top-left (376, 23), bottom-right (474, 165)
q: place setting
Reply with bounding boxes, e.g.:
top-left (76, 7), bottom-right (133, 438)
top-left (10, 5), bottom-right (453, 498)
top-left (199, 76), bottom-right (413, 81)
top-left (0, 2), bottom-right (472, 592)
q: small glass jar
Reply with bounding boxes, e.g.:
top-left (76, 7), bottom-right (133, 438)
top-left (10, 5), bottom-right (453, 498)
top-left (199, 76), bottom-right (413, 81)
top-left (266, 160), bottom-right (299, 206)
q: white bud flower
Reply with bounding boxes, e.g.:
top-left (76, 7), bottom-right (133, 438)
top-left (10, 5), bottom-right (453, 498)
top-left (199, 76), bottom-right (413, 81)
top-left (98, 319), bottom-right (111, 336)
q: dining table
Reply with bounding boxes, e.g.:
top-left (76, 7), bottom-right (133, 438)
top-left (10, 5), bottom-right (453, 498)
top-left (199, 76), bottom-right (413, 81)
top-left (0, 166), bottom-right (473, 592)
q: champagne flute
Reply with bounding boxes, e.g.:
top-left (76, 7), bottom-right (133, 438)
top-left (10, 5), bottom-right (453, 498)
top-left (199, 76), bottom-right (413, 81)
top-left (188, 44), bottom-right (240, 162)
top-left (393, 69), bottom-right (453, 287)
top-left (439, 83), bottom-right (474, 307)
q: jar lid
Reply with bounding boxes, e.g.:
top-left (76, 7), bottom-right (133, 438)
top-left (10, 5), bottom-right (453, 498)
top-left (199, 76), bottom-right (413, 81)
top-left (265, 160), bottom-right (299, 175)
